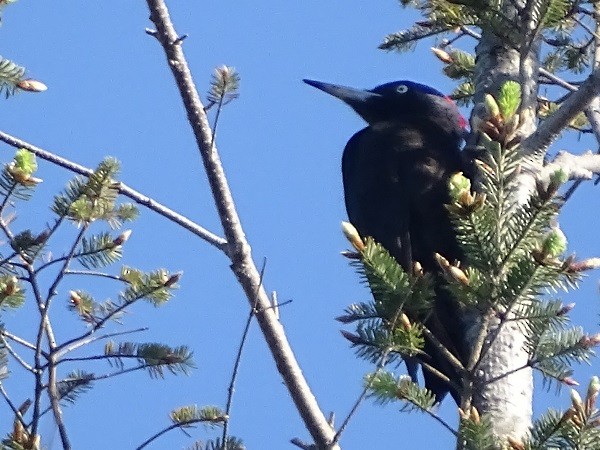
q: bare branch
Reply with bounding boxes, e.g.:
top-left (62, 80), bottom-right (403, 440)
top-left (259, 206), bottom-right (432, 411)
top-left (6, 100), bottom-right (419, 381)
top-left (0, 130), bottom-right (228, 252)
top-left (1, 336), bottom-right (34, 372)
top-left (522, 69), bottom-right (600, 155)
top-left (0, 383), bottom-right (28, 432)
top-left (421, 325), bottom-right (466, 376)
top-left (145, 1), bottom-right (337, 447)
top-left (47, 353), bottom-right (71, 449)
top-left (1, 330), bottom-right (39, 353)
top-left (136, 420), bottom-right (205, 450)
top-left (53, 327), bottom-right (148, 360)
top-left (542, 150), bottom-right (600, 182)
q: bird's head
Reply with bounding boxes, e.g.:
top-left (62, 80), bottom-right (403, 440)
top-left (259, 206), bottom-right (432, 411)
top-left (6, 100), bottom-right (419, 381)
top-left (303, 79), bottom-right (467, 139)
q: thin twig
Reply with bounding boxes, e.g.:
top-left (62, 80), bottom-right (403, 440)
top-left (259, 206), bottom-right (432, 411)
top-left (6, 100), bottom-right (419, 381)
top-left (37, 224), bottom-right (86, 450)
top-left (483, 362), bottom-right (531, 384)
top-left (421, 326), bottom-right (466, 375)
top-left (56, 284), bottom-right (169, 357)
top-left (330, 353), bottom-right (388, 445)
top-left (64, 269), bottom-right (125, 282)
top-left (58, 354), bottom-right (144, 364)
top-left (424, 407), bottom-right (458, 436)
top-left (136, 419), bottom-right (208, 450)
top-left (45, 225), bottom-right (87, 311)
top-left (53, 327), bottom-right (148, 360)
top-left (1, 330), bottom-right (39, 352)
top-left (1, 335), bottom-right (34, 372)
top-left (0, 130), bottom-right (228, 252)
top-left (222, 257), bottom-right (267, 444)
top-left (35, 243), bottom-right (116, 275)
top-left (47, 353), bottom-right (71, 449)
top-left (0, 382), bottom-right (28, 431)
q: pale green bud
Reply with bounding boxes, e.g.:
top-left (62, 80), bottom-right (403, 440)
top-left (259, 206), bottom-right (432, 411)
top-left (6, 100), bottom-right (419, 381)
top-left (448, 172), bottom-right (471, 200)
top-left (542, 227), bottom-right (567, 257)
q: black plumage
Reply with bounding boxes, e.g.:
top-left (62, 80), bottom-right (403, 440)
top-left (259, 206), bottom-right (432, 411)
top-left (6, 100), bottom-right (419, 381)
top-left (304, 78), bottom-right (469, 403)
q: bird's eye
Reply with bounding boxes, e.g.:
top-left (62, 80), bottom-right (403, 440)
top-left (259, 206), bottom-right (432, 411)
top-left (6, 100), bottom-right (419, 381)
top-left (396, 84), bottom-right (409, 94)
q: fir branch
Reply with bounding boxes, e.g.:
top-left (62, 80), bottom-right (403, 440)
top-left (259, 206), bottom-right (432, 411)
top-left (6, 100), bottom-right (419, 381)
top-left (206, 65), bottom-right (240, 109)
top-left (355, 238), bottom-right (435, 319)
top-left (458, 411), bottom-right (496, 450)
top-left (0, 56), bottom-right (25, 98)
top-left (136, 405), bottom-right (226, 450)
top-left (443, 49), bottom-right (476, 80)
top-left (105, 342), bottom-right (195, 378)
top-left (0, 130), bottom-right (227, 252)
top-left (530, 327), bottom-right (593, 382)
top-left (76, 232), bottom-right (124, 269)
top-left (120, 267), bottom-right (181, 306)
top-left (336, 302), bottom-right (379, 323)
top-left (55, 370), bottom-right (94, 405)
top-left (380, 24), bottom-right (453, 52)
top-left (521, 408), bottom-right (565, 449)
top-left (365, 370), bottom-right (457, 434)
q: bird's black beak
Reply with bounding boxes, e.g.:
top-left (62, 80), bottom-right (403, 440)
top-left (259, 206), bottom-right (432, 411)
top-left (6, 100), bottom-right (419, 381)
top-left (303, 79), bottom-right (382, 113)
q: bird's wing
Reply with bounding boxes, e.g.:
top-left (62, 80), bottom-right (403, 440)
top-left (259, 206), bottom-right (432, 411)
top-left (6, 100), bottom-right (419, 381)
top-left (341, 128), bottom-right (413, 272)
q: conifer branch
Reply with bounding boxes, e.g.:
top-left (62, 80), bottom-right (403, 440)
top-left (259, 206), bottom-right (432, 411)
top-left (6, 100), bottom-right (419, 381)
top-left (461, 25), bottom-right (600, 167)
top-left (136, 421), bottom-right (201, 450)
top-left (145, 1), bottom-right (338, 447)
top-left (0, 130), bottom-right (228, 252)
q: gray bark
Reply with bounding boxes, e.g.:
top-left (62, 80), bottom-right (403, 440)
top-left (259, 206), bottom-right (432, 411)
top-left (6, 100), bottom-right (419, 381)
top-left (469, 21), bottom-right (541, 441)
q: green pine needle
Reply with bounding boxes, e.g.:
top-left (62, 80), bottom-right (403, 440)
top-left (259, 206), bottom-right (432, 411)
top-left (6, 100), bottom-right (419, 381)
top-left (77, 232), bottom-right (124, 269)
top-left (56, 370), bottom-right (94, 405)
top-left (120, 267), bottom-right (180, 306)
top-left (105, 341), bottom-right (195, 378)
top-left (170, 405), bottom-right (226, 427)
top-left (458, 413), bottom-right (496, 450)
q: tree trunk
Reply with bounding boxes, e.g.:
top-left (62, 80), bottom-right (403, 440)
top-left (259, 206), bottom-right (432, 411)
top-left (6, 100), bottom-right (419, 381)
top-left (469, 20), bottom-right (542, 441)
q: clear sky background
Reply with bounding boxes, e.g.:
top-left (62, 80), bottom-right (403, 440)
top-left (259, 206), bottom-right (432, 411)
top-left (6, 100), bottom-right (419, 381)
top-left (2, 2), bottom-right (600, 449)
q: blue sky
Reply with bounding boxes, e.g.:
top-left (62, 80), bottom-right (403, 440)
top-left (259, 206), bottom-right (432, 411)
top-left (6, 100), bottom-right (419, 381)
top-left (2, 1), bottom-right (600, 449)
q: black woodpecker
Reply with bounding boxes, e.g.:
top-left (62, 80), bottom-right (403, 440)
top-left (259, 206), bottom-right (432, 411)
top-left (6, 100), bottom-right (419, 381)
top-left (304, 78), bottom-right (469, 404)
